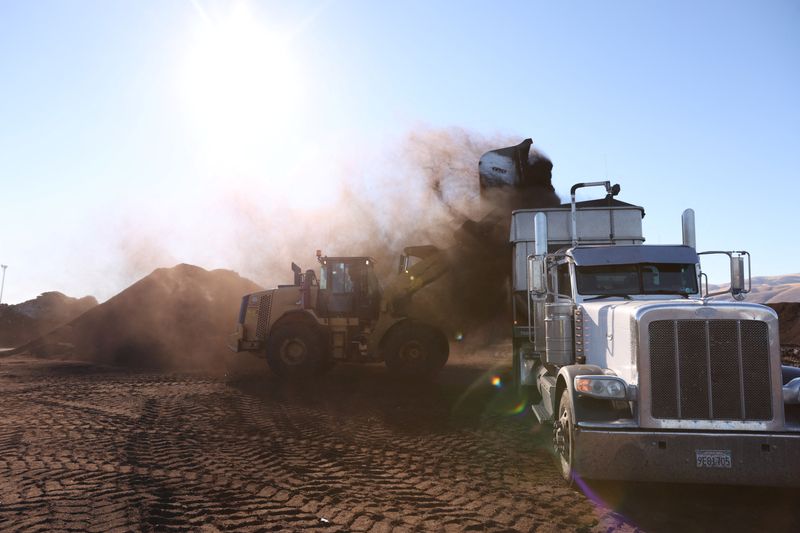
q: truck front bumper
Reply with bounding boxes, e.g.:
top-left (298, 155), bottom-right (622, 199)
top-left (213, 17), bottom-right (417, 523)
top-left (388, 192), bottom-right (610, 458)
top-left (574, 428), bottom-right (800, 487)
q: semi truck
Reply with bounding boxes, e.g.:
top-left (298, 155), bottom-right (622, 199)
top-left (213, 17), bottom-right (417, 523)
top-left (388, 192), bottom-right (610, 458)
top-left (503, 177), bottom-right (800, 486)
top-left (227, 248), bottom-right (451, 378)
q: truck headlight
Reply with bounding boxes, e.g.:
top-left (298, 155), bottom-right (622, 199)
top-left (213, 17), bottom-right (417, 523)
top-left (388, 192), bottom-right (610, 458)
top-left (574, 375), bottom-right (628, 400)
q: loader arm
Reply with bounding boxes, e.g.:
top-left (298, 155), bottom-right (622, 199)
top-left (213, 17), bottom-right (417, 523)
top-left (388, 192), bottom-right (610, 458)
top-left (383, 245), bottom-right (452, 316)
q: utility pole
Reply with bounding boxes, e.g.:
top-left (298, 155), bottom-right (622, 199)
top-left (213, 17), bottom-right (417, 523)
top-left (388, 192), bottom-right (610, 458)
top-left (0, 265), bottom-right (7, 305)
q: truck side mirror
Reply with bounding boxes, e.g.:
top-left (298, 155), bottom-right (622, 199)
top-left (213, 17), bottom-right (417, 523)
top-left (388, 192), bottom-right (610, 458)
top-left (730, 253), bottom-right (750, 300)
top-left (697, 250), bottom-right (751, 300)
top-left (528, 257), bottom-right (546, 298)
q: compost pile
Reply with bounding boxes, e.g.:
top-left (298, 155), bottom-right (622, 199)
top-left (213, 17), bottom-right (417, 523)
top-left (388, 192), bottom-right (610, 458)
top-left (18, 264), bottom-right (261, 370)
top-left (768, 302), bottom-right (800, 366)
top-left (0, 292), bottom-right (97, 347)
top-left (768, 302), bottom-right (800, 345)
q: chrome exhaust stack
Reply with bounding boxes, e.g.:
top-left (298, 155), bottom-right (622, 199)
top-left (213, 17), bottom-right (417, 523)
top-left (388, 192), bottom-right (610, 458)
top-left (681, 208), bottom-right (696, 249)
top-left (534, 212), bottom-right (548, 257)
top-left (527, 212), bottom-right (549, 355)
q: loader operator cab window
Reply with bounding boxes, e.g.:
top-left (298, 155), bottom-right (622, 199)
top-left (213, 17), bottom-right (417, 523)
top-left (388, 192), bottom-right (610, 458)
top-left (330, 263), bottom-right (353, 293)
top-left (323, 261), bottom-right (355, 314)
top-left (319, 259), bottom-right (381, 319)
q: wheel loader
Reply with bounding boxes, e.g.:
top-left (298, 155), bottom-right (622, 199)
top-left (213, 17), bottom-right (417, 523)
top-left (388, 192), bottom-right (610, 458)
top-left (228, 138), bottom-right (557, 378)
top-left (228, 247), bottom-right (451, 377)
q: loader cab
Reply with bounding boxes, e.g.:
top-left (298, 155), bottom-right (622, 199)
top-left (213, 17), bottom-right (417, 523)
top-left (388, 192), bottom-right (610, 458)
top-left (318, 256), bottom-right (381, 320)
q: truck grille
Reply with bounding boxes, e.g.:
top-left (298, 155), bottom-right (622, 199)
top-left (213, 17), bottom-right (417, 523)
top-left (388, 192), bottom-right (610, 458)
top-left (255, 294), bottom-right (273, 340)
top-left (649, 319), bottom-right (772, 421)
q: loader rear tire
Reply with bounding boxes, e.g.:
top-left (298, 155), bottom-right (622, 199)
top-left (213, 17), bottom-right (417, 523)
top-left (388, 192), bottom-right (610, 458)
top-left (384, 322), bottom-right (448, 378)
top-left (266, 322), bottom-right (325, 378)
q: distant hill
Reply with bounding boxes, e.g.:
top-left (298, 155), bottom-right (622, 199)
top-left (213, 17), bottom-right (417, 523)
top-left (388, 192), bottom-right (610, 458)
top-left (710, 273), bottom-right (800, 304)
top-left (0, 291), bottom-right (97, 347)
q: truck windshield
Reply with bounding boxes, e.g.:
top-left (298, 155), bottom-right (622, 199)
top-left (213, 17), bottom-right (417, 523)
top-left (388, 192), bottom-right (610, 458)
top-left (576, 263), bottom-right (697, 296)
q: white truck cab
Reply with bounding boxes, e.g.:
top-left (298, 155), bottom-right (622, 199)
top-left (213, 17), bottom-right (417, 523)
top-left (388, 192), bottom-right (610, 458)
top-left (511, 182), bottom-right (800, 486)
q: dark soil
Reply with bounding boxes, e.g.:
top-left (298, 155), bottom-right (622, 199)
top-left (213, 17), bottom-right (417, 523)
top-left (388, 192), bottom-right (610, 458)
top-left (765, 303), bottom-right (800, 367)
top-left (768, 303), bottom-right (800, 343)
top-left (0, 352), bottom-right (797, 532)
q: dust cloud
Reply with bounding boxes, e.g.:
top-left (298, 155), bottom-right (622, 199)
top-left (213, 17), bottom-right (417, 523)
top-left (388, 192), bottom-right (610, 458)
top-left (19, 127), bottom-right (561, 369)
top-left (227, 127), bottom-right (561, 341)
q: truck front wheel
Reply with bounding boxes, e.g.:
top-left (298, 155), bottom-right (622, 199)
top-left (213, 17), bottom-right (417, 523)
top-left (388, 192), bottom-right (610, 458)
top-left (553, 390), bottom-right (577, 485)
top-left (383, 322), bottom-right (448, 377)
top-left (266, 322), bottom-right (325, 378)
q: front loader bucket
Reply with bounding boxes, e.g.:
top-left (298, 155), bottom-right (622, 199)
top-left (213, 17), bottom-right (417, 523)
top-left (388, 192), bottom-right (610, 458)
top-left (478, 138), bottom-right (553, 191)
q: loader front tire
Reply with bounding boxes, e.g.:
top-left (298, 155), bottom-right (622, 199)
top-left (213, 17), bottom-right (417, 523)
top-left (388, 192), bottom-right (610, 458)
top-left (384, 322), bottom-right (448, 378)
top-left (266, 322), bottom-right (324, 378)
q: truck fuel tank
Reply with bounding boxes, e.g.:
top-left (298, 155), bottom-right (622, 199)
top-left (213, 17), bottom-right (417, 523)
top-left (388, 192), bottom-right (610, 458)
top-left (545, 302), bottom-right (575, 366)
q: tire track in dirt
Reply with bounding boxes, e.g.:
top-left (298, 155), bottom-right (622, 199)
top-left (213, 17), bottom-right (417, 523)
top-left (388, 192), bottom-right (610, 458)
top-left (121, 394), bottom-right (330, 531)
top-left (0, 360), bottom-right (608, 532)
top-left (210, 378), bottom-right (608, 531)
top-left (1, 356), bottom-right (797, 532)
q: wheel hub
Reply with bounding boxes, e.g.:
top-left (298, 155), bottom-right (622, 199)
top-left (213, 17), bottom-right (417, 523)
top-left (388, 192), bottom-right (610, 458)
top-left (281, 339), bottom-right (307, 366)
top-left (553, 412), bottom-right (570, 457)
top-left (399, 341), bottom-right (423, 361)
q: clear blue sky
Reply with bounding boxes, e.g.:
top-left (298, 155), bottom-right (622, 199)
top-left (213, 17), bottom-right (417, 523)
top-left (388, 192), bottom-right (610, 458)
top-left (1, 0), bottom-right (798, 304)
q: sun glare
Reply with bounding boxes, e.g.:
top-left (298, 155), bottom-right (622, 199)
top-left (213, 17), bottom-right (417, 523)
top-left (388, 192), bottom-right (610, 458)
top-left (180, 3), bottom-right (305, 167)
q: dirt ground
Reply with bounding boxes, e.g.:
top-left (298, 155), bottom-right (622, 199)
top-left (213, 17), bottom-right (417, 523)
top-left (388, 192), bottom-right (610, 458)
top-left (0, 350), bottom-right (798, 533)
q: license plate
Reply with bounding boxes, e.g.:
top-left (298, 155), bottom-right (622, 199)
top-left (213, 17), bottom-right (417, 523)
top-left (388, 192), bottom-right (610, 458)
top-left (696, 449), bottom-right (732, 469)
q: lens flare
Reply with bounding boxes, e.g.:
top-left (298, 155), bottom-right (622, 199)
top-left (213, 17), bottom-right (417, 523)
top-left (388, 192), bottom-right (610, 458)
top-left (454, 331), bottom-right (464, 341)
top-left (504, 399), bottom-right (527, 415)
top-left (491, 375), bottom-right (502, 388)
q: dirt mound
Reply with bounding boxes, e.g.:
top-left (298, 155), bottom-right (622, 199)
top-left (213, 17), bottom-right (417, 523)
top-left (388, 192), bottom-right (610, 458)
top-left (17, 264), bottom-right (261, 371)
top-left (767, 303), bottom-right (800, 346)
top-left (768, 302), bottom-right (800, 367)
top-left (0, 292), bottom-right (97, 347)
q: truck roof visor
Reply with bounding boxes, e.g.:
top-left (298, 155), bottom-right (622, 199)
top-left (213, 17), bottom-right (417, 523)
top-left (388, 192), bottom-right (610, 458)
top-left (570, 245), bottom-right (700, 266)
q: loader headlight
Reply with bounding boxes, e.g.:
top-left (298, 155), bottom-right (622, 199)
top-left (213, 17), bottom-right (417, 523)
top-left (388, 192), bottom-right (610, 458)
top-left (574, 376), bottom-right (628, 400)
